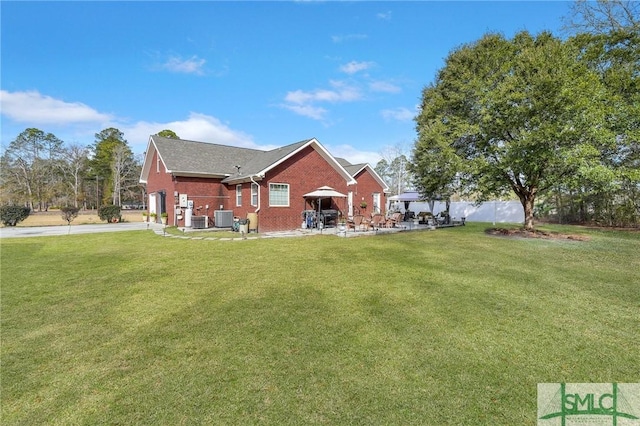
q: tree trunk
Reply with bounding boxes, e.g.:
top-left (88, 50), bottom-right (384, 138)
top-left (520, 195), bottom-right (536, 230)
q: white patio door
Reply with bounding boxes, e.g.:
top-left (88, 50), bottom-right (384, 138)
top-left (148, 194), bottom-right (157, 215)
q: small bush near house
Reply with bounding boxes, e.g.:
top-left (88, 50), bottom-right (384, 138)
top-left (0, 205), bottom-right (31, 226)
top-left (98, 205), bottom-right (121, 223)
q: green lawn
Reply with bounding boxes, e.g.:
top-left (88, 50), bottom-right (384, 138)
top-left (2, 223), bottom-right (638, 425)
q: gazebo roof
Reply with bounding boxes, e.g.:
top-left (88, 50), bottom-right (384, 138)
top-left (303, 186), bottom-right (347, 198)
top-left (388, 191), bottom-right (424, 202)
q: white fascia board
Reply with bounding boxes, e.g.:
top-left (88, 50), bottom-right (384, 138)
top-left (366, 165), bottom-right (390, 192)
top-left (224, 174), bottom-right (264, 185)
top-left (139, 136), bottom-right (157, 183)
top-left (348, 163), bottom-right (389, 191)
top-left (171, 171), bottom-right (230, 179)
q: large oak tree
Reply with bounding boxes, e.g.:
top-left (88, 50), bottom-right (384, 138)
top-left (412, 31), bottom-right (613, 230)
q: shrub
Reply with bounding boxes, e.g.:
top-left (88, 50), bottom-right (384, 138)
top-left (60, 207), bottom-right (80, 225)
top-left (0, 205), bottom-right (31, 226)
top-left (98, 205), bottom-right (121, 223)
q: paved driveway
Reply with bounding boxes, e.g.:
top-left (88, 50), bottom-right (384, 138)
top-left (0, 222), bottom-right (163, 238)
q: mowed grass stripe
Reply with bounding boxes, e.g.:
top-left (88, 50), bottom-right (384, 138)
top-left (1, 223), bottom-right (638, 424)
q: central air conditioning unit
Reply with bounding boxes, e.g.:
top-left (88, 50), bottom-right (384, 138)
top-left (214, 210), bottom-right (234, 228)
top-left (192, 216), bottom-right (208, 229)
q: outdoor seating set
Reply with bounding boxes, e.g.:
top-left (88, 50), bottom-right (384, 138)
top-left (303, 209), bottom-right (340, 229)
top-left (346, 212), bottom-right (404, 232)
top-left (344, 211), bottom-right (465, 232)
top-left (416, 211), bottom-right (465, 227)
top-left (417, 211), bottom-right (437, 226)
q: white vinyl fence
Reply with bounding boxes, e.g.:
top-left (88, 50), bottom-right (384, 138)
top-left (396, 200), bottom-right (524, 224)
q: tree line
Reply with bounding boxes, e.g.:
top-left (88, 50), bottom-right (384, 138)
top-left (410, 0), bottom-right (639, 229)
top-left (1, 127), bottom-right (145, 211)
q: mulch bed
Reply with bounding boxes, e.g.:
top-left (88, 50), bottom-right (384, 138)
top-left (485, 227), bottom-right (591, 241)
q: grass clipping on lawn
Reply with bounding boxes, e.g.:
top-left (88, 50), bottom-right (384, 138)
top-left (1, 223), bottom-right (638, 424)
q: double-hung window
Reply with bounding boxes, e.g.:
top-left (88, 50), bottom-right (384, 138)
top-left (251, 183), bottom-right (258, 207)
top-left (236, 184), bottom-right (242, 206)
top-left (269, 183), bottom-right (289, 207)
top-left (373, 192), bottom-right (381, 213)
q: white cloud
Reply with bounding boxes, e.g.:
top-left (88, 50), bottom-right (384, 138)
top-left (331, 34), bottom-right (367, 43)
top-left (381, 107), bottom-right (416, 122)
top-left (121, 112), bottom-right (262, 150)
top-left (285, 81), bottom-right (362, 105)
top-left (340, 61), bottom-right (375, 75)
top-left (377, 11), bottom-right (392, 20)
top-left (328, 143), bottom-right (382, 166)
top-left (0, 90), bottom-right (113, 125)
top-left (0, 90), bottom-right (264, 152)
top-left (282, 80), bottom-right (362, 121)
top-left (281, 104), bottom-right (328, 120)
top-left (369, 80), bottom-right (401, 93)
top-left (285, 89), bottom-right (339, 105)
top-left (162, 55), bottom-right (206, 75)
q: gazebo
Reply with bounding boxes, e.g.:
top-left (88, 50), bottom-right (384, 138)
top-left (302, 186), bottom-right (347, 228)
top-left (387, 191), bottom-right (432, 211)
top-left (387, 190), bottom-right (447, 222)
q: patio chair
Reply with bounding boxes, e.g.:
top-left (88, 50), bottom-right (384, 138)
top-left (348, 214), bottom-right (366, 232)
top-left (371, 214), bottom-right (385, 230)
top-left (385, 212), bottom-right (403, 228)
top-left (417, 211), bottom-right (433, 224)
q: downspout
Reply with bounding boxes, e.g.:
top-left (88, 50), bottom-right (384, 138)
top-left (249, 174), bottom-right (261, 233)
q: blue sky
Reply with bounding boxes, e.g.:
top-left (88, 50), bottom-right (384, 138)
top-left (1, 1), bottom-right (571, 165)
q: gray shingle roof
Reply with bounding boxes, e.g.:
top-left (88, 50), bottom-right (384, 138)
top-left (153, 136), bottom-right (263, 176)
top-left (334, 157), bottom-right (366, 177)
top-left (227, 139), bottom-right (312, 182)
top-left (151, 136), bottom-right (316, 181)
top-left (335, 157), bottom-right (388, 190)
top-left (334, 157), bottom-right (352, 167)
top-left (343, 163), bottom-right (367, 177)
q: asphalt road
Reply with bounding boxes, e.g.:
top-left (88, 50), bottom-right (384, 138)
top-left (0, 222), bottom-right (163, 238)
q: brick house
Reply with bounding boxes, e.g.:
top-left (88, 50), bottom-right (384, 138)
top-left (140, 135), bottom-right (389, 232)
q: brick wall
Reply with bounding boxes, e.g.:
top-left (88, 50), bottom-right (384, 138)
top-left (350, 168), bottom-right (387, 217)
top-left (145, 146), bottom-right (387, 232)
top-left (146, 151), bottom-right (231, 226)
top-left (173, 177), bottom-right (229, 227)
top-left (258, 146), bottom-right (348, 232)
top-left (145, 151), bottom-right (174, 223)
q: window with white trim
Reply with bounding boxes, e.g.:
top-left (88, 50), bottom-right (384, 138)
top-left (251, 183), bottom-right (258, 207)
top-left (269, 183), bottom-right (289, 207)
top-left (373, 192), bottom-right (381, 213)
top-left (236, 184), bottom-right (242, 206)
